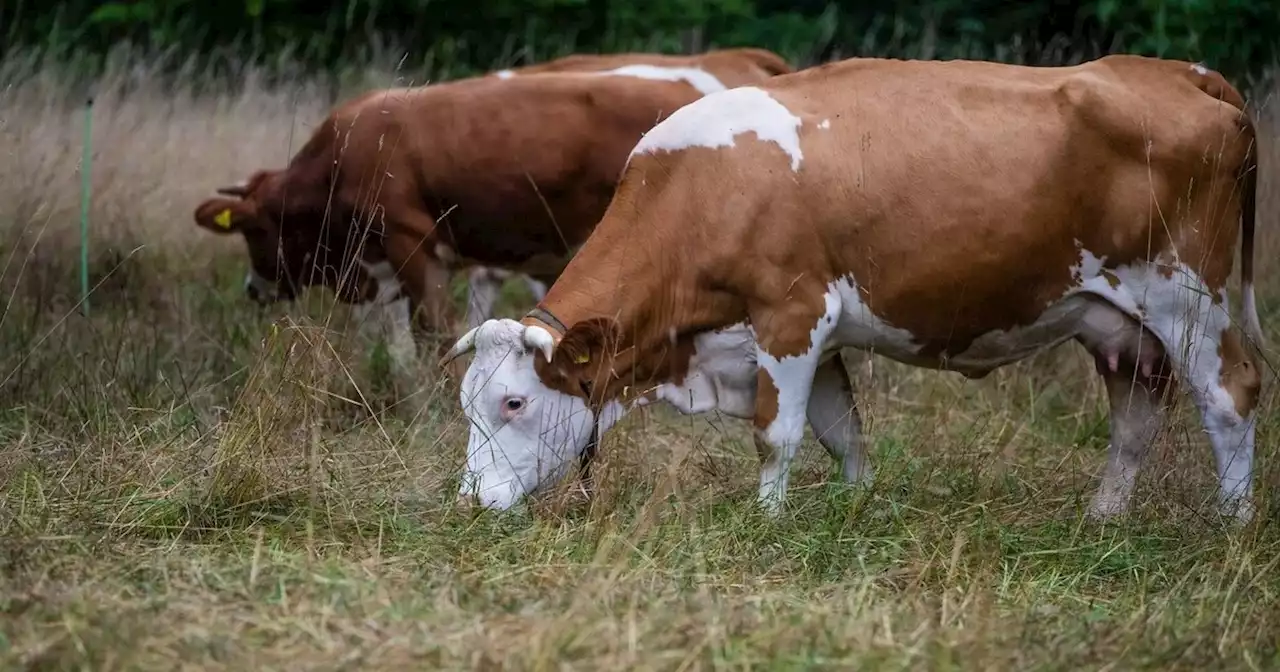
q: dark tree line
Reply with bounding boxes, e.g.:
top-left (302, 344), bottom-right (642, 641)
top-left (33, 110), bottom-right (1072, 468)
top-left (4, 0), bottom-right (1277, 89)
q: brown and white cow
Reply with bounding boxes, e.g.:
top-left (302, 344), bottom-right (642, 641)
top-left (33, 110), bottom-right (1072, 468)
top-left (193, 48), bottom-right (792, 377)
top-left (443, 55), bottom-right (1265, 522)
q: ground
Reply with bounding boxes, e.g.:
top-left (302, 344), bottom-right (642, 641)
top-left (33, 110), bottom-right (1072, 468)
top-left (1, 53), bottom-right (1279, 670)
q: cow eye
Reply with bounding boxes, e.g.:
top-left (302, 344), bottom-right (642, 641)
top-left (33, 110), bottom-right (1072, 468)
top-left (504, 398), bottom-right (524, 412)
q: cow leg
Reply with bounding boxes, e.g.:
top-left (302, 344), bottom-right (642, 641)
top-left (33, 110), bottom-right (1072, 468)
top-left (752, 291), bottom-right (842, 515)
top-left (1199, 328), bottom-right (1261, 522)
top-left (351, 260), bottom-right (419, 376)
top-left (521, 275), bottom-right (549, 302)
top-left (1134, 281), bottom-right (1262, 523)
top-left (384, 228), bottom-right (463, 379)
top-left (465, 267), bottom-right (505, 330)
top-left (1081, 347), bottom-right (1171, 519)
top-left (353, 296), bottom-right (418, 374)
top-left (807, 352), bottom-right (873, 486)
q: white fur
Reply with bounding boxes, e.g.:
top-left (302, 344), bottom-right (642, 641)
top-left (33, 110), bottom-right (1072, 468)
top-left (629, 86), bottom-right (806, 172)
top-left (456, 320), bottom-right (600, 509)
top-left (495, 63), bottom-right (726, 96)
top-left (594, 64), bottom-right (727, 95)
top-left (352, 260), bottom-right (417, 373)
top-left (243, 270), bottom-right (278, 301)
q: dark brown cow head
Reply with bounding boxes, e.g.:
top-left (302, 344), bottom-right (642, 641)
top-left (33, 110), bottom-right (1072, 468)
top-left (193, 170), bottom-right (375, 305)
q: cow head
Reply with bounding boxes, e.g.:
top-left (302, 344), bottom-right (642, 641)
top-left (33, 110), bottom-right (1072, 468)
top-left (193, 170), bottom-right (370, 305)
top-left (440, 317), bottom-right (627, 510)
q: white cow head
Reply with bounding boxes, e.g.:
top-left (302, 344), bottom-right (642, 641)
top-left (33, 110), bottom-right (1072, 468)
top-left (442, 318), bottom-right (612, 510)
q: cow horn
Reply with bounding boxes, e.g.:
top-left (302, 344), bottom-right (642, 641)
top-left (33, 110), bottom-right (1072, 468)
top-left (439, 326), bottom-right (480, 367)
top-left (523, 325), bottom-right (555, 363)
top-left (216, 181), bottom-right (251, 198)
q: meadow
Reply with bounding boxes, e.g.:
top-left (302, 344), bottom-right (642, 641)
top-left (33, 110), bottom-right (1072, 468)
top-left (1, 48), bottom-right (1280, 670)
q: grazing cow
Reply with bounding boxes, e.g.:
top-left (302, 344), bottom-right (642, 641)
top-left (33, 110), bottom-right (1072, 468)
top-left (192, 48), bottom-right (793, 377)
top-left (443, 55), bottom-right (1265, 523)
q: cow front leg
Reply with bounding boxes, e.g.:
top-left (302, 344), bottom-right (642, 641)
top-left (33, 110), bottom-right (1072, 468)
top-left (385, 231), bottom-right (463, 379)
top-left (752, 290), bottom-right (842, 515)
top-left (807, 351), bottom-right (873, 486)
top-left (350, 259), bottom-right (419, 377)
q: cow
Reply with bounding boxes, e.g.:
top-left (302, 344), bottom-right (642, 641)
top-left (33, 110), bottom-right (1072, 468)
top-left (192, 48), bottom-right (793, 380)
top-left (442, 54), bottom-right (1266, 525)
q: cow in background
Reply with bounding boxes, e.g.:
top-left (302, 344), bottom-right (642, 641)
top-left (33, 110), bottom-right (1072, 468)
top-left (193, 48), bottom-right (794, 383)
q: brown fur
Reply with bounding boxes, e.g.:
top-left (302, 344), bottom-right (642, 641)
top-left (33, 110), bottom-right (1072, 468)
top-left (192, 48), bottom-right (792, 351)
top-left (523, 55), bottom-right (1263, 430)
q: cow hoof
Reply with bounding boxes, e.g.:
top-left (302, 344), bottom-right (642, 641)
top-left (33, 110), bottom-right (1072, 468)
top-left (1219, 497), bottom-right (1256, 526)
top-left (1085, 497), bottom-right (1128, 521)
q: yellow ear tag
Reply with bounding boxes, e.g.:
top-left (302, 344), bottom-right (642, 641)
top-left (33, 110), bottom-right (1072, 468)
top-left (213, 208), bottom-right (233, 229)
top-left (572, 352), bottom-right (590, 364)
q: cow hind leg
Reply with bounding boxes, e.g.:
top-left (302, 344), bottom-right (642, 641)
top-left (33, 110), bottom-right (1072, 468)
top-left (752, 289), bottom-right (843, 515)
top-left (807, 351), bottom-right (873, 486)
top-left (1123, 274), bottom-right (1261, 523)
top-left (1075, 316), bottom-right (1173, 519)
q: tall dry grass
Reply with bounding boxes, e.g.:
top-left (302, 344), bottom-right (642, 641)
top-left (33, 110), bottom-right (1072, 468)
top-left (0, 49), bottom-right (1279, 669)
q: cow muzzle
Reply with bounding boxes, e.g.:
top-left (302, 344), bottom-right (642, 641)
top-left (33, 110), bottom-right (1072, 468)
top-left (244, 271), bottom-right (286, 304)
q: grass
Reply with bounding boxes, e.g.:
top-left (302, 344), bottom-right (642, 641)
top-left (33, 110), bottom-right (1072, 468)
top-left (2, 48), bottom-right (1280, 670)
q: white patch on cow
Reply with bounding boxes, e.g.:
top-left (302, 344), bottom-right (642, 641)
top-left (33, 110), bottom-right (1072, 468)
top-left (753, 293), bottom-right (839, 513)
top-left (1069, 242), bottom-right (1107, 284)
top-left (595, 64), bottom-right (727, 96)
top-left (818, 119), bottom-right (831, 129)
top-left (1191, 63), bottom-right (1209, 75)
top-left (629, 86), bottom-right (805, 172)
top-left (652, 323), bottom-right (758, 418)
top-left (353, 260), bottom-right (416, 373)
top-left (750, 272), bottom-right (921, 512)
top-left (244, 270), bottom-right (278, 301)
top-left (495, 69), bottom-right (515, 79)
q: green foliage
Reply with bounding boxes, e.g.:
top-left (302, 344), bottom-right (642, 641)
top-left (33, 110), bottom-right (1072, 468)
top-left (2, 0), bottom-right (1277, 87)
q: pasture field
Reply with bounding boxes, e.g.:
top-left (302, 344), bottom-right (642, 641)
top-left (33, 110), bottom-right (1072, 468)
top-left (2, 52), bottom-right (1280, 670)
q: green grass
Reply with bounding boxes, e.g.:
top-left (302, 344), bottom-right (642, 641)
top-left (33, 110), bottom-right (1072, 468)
top-left (2, 49), bottom-right (1280, 670)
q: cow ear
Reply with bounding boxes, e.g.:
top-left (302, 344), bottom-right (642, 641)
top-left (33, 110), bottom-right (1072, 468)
top-left (194, 197), bottom-right (256, 234)
top-left (552, 317), bottom-right (621, 371)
